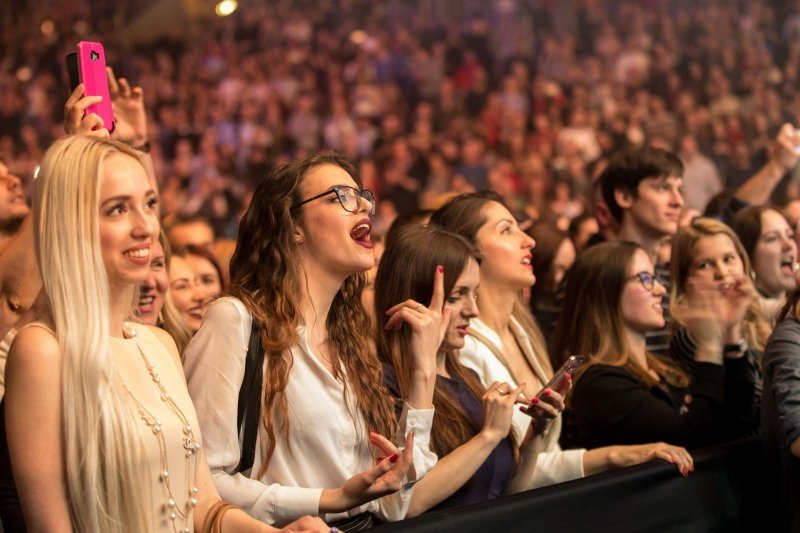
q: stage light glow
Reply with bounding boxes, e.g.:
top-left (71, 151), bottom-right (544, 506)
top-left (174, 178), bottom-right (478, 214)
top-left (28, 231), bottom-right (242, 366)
top-left (215, 0), bottom-right (238, 16)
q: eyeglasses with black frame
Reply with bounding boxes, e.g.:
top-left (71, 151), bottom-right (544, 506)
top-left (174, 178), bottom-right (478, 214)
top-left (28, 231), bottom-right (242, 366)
top-left (627, 271), bottom-right (663, 291)
top-left (291, 185), bottom-right (376, 216)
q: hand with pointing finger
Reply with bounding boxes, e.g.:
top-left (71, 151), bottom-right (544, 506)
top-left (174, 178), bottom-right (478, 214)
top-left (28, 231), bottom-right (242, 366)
top-left (384, 265), bottom-right (452, 378)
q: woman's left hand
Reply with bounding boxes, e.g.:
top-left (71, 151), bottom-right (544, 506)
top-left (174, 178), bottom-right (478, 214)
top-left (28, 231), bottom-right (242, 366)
top-left (383, 265), bottom-right (451, 376)
top-left (608, 442), bottom-right (694, 477)
top-left (107, 66), bottom-right (148, 145)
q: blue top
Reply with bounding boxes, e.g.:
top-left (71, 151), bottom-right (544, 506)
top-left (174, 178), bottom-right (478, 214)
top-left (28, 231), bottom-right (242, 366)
top-left (382, 363), bottom-right (515, 512)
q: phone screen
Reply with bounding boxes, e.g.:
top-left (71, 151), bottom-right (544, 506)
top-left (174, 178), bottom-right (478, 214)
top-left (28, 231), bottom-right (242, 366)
top-left (65, 53), bottom-right (79, 92)
top-left (521, 354), bottom-right (586, 418)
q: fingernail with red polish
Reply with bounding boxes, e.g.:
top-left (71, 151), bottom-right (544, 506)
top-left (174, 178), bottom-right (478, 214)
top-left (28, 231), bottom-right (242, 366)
top-left (543, 390), bottom-right (551, 396)
top-left (530, 397), bottom-right (540, 404)
top-left (437, 265), bottom-right (443, 273)
top-left (389, 454), bottom-right (399, 463)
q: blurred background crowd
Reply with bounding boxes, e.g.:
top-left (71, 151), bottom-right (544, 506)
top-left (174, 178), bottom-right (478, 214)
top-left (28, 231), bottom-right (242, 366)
top-left (5, 0), bottom-right (800, 238)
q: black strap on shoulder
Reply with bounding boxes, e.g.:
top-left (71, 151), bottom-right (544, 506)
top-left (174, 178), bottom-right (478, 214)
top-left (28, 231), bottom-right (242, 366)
top-left (235, 319), bottom-right (264, 473)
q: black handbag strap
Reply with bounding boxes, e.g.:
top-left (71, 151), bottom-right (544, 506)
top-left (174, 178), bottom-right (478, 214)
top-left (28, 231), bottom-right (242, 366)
top-left (235, 319), bottom-right (264, 473)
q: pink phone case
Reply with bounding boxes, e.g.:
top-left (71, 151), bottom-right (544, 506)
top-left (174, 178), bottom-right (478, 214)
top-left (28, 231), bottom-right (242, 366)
top-left (76, 41), bottom-right (115, 132)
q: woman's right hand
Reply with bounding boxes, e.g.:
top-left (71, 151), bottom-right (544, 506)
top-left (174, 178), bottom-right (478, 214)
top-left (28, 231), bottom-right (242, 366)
top-left (672, 277), bottom-right (725, 363)
top-left (479, 381), bottom-right (526, 443)
top-left (63, 84), bottom-right (110, 137)
top-left (319, 431), bottom-right (415, 513)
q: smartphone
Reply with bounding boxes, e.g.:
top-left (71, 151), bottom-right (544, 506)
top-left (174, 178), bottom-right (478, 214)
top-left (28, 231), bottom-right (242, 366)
top-left (520, 354), bottom-right (586, 418)
top-left (74, 41), bottom-right (115, 133)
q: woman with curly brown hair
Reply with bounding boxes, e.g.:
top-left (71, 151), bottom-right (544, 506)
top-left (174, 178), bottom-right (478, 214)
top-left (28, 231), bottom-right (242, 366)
top-left (184, 154), bottom-right (440, 529)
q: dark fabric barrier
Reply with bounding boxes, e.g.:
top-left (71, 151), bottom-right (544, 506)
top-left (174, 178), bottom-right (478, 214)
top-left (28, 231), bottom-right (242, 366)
top-left (377, 438), bottom-right (772, 533)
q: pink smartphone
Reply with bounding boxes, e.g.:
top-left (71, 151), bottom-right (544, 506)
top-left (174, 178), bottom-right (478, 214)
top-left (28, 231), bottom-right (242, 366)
top-left (520, 354), bottom-right (586, 418)
top-left (76, 41), bottom-right (115, 133)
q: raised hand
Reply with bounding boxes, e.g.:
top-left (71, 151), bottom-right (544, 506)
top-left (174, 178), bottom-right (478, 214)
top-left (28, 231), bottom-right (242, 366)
top-left (63, 84), bottom-right (110, 137)
top-left (107, 67), bottom-right (148, 145)
top-left (771, 123), bottom-right (800, 173)
top-left (384, 265), bottom-right (452, 376)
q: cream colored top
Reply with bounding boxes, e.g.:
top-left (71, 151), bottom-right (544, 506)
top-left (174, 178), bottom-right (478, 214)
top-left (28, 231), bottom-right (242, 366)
top-left (460, 317), bottom-right (585, 488)
top-left (111, 325), bottom-right (202, 532)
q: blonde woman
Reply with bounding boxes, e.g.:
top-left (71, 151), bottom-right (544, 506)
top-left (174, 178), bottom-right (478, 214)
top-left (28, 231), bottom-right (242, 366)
top-left (0, 136), bottom-right (326, 532)
top-left (670, 217), bottom-right (770, 438)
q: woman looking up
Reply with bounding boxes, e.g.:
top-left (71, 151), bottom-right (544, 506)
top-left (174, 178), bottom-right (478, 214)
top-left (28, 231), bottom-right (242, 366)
top-left (184, 154), bottom-right (440, 528)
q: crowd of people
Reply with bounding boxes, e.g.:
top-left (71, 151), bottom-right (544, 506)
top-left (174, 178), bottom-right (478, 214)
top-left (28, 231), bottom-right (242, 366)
top-left (1, 0), bottom-right (800, 531)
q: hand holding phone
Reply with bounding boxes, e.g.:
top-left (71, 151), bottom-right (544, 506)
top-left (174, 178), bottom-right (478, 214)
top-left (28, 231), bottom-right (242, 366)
top-left (520, 355), bottom-right (585, 427)
top-left (65, 41), bottom-right (115, 133)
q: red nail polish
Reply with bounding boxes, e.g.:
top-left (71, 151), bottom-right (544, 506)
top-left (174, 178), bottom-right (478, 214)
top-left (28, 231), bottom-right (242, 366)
top-left (530, 397), bottom-right (540, 404)
top-left (389, 454), bottom-right (399, 463)
top-left (519, 406), bottom-right (528, 413)
top-left (437, 265), bottom-right (443, 273)
top-left (690, 466), bottom-right (695, 472)
top-left (543, 390), bottom-right (551, 396)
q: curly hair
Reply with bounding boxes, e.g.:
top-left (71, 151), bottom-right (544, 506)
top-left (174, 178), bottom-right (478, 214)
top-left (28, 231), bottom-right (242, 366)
top-left (228, 153), bottom-right (396, 477)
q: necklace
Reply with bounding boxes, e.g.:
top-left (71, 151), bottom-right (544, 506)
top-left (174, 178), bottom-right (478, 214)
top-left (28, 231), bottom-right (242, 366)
top-left (120, 322), bottom-right (200, 533)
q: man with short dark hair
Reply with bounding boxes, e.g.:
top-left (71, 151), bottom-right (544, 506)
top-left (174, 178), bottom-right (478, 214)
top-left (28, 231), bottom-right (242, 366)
top-left (600, 146), bottom-right (685, 263)
top-left (598, 146), bottom-right (685, 356)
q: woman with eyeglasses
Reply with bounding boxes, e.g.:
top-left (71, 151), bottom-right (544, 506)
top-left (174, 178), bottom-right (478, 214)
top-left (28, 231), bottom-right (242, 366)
top-left (432, 192), bottom-right (694, 485)
top-left (551, 241), bottom-right (742, 449)
top-left (670, 218), bottom-right (769, 439)
top-left (183, 154), bottom-right (440, 529)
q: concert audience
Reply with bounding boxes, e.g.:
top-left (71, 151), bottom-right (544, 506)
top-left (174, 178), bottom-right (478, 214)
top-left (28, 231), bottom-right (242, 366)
top-left (376, 224), bottom-right (576, 514)
top-left (432, 192), bottom-right (695, 485)
top-left (554, 240), bottom-right (748, 449)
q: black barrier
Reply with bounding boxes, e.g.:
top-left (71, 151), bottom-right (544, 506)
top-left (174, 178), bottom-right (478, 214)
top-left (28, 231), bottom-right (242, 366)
top-left (376, 437), bottom-right (772, 533)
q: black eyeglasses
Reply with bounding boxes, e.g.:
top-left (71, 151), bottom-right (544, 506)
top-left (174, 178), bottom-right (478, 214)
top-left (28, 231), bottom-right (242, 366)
top-left (291, 185), bottom-right (376, 216)
top-left (627, 271), bottom-right (664, 291)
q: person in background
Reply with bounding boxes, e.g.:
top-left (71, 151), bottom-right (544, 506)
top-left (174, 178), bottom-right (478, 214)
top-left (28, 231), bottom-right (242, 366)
top-left (169, 244), bottom-right (224, 336)
top-left (670, 218), bottom-right (770, 438)
top-left (166, 214), bottom-right (216, 251)
top-left (761, 284), bottom-right (800, 533)
top-left (553, 241), bottom-right (748, 449)
top-left (526, 220), bottom-right (576, 347)
top-left (134, 228), bottom-right (193, 356)
top-left (732, 205), bottom-right (798, 324)
top-left (432, 192), bottom-right (695, 485)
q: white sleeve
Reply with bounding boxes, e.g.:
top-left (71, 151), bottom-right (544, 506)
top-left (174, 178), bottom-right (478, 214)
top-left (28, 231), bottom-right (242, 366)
top-left (184, 298), bottom-right (322, 525)
top-left (376, 404), bottom-right (438, 521)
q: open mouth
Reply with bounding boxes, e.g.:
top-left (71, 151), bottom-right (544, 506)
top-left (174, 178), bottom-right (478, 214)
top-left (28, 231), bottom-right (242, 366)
top-left (780, 257), bottom-right (796, 276)
top-left (138, 293), bottom-right (157, 313)
top-left (521, 255), bottom-right (532, 269)
top-left (350, 219), bottom-right (374, 249)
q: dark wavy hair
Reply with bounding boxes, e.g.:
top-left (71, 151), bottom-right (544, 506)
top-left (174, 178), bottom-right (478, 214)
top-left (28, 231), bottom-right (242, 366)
top-left (228, 153), bottom-right (396, 476)
top-left (374, 225), bottom-right (510, 458)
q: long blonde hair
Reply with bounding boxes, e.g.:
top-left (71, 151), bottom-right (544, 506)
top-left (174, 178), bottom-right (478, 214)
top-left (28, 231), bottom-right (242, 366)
top-left (34, 135), bottom-right (150, 532)
top-left (670, 217), bottom-right (770, 352)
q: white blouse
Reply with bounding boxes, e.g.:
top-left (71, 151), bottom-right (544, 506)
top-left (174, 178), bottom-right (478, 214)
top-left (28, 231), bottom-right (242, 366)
top-left (460, 317), bottom-right (585, 488)
top-left (183, 297), bottom-right (437, 526)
